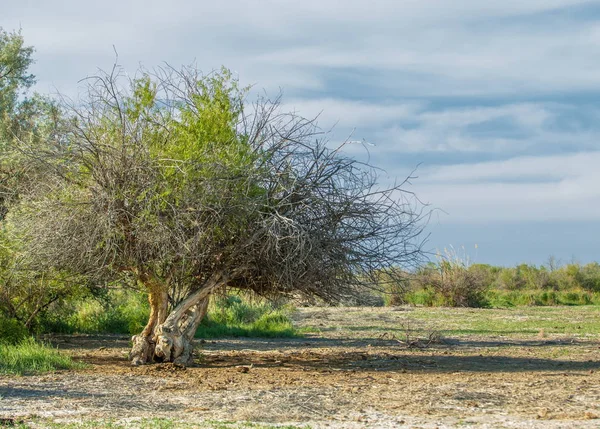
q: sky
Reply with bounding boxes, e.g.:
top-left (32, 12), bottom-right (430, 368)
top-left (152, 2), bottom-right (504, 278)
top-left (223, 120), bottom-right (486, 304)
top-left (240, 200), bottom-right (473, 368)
top-left (2, 0), bottom-right (599, 266)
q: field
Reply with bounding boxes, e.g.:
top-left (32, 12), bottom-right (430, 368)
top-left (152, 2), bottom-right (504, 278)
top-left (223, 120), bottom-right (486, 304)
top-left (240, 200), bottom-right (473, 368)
top-left (1, 306), bottom-right (599, 428)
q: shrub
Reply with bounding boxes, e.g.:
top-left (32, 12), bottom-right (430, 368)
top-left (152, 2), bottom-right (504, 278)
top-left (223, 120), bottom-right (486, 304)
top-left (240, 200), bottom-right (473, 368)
top-left (576, 263), bottom-right (600, 292)
top-left (403, 288), bottom-right (438, 306)
top-left (0, 315), bottom-right (28, 344)
top-left (0, 225), bottom-right (88, 334)
top-left (412, 254), bottom-right (489, 307)
top-left (484, 289), bottom-right (600, 307)
top-left (386, 258), bottom-right (600, 308)
top-left (377, 269), bottom-right (410, 306)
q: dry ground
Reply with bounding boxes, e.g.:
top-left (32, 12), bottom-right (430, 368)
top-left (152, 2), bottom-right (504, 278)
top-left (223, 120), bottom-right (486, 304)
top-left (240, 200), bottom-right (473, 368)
top-left (1, 306), bottom-right (600, 428)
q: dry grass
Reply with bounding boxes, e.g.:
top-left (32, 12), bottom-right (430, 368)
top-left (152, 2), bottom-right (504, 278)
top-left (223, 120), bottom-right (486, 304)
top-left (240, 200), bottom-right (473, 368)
top-left (1, 306), bottom-right (599, 428)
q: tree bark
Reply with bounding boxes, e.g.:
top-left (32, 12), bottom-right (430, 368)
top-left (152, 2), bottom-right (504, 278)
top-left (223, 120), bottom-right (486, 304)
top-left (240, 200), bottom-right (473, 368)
top-left (154, 298), bottom-right (209, 365)
top-left (153, 272), bottom-right (226, 365)
top-left (129, 286), bottom-right (168, 365)
top-left (129, 271), bottom-right (227, 366)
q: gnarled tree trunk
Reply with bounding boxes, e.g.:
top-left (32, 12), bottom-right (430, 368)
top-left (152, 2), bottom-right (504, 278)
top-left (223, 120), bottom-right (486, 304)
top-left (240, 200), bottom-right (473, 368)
top-left (129, 272), bottom-right (226, 366)
top-left (129, 283), bottom-right (169, 365)
top-left (153, 298), bottom-right (209, 365)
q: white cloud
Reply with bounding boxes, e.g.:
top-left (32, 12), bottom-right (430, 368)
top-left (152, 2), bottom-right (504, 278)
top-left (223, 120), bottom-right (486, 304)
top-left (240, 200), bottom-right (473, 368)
top-left (3, 0), bottom-right (600, 98)
top-left (311, 101), bottom-right (599, 154)
top-left (4, 0), bottom-right (599, 240)
top-left (413, 152), bottom-right (600, 223)
top-left (417, 104), bottom-right (552, 129)
top-left (419, 152), bottom-right (599, 183)
top-left (279, 98), bottom-right (423, 130)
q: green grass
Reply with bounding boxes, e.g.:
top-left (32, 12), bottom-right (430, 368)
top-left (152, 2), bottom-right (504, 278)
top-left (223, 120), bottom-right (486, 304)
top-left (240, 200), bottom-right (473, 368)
top-left (34, 291), bottom-right (297, 339)
top-left (0, 338), bottom-right (85, 375)
top-left (196, 295), bottom-right (297, 338)
top-left (297, 305), bottom-right (600, 342)
top-left (39, 290), bottom-right (150, 335)
top-left (485, 289), bottom-right (600, 307)
top-left (399, 288), bottom-right (600, 308)
top-left (402, 306), bottom-right (600, 337)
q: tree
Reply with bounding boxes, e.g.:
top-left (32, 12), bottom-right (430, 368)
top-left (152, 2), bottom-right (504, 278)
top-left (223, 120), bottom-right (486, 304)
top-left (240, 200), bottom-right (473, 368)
top-left (0, 28), bottom-right (59, 220)
top-left (0, 28), bottom-right (73, 334)
top-left (12, 63), bottom-right (426, 365)
top-left (0, 27), bottom-right (35, 219)
top-left (0, 28), bottom-right (35, 116)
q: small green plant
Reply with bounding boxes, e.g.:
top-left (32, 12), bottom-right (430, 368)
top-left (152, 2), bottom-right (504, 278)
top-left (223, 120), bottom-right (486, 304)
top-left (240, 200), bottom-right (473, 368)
top-left (0, 337), bottom-right (85, 375)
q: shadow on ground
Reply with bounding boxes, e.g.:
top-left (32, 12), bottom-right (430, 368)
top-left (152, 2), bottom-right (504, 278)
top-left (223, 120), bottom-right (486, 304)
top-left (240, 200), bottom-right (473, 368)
top-left (198, 347), bottom-right (600, 374)
top-left (45, 334), bottom-right (600, 375)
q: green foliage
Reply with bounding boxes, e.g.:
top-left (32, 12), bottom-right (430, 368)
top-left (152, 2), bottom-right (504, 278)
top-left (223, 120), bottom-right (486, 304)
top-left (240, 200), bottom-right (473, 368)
top-left (0, 27), bottom-right (38, 220)
top-left (31, 291), bottom-right (296, 339)
top-left (0, 31), bottom-right (72, 335)
top-left (137, 67), bottom-right (254, 197)
top-left (38, 290), bottom-right (149, 335)
top-left (196, 294), bottom-right (296, 338)
top-left (485, 289), bottom-right (600, 307)
top-left (402, 288), bottom-right (440, 307)
top-left (0, 221), bottom-right (89, 334)
top-left (576, 262), bottom-right (600, 292)
top-left (0, 314), bottom-right (28, 344)
top-left (168, 68), bottom-right (249, 166)
top-left (382, 257), bottom-right (600, 308)
top-left (0, 27), bottom-right (35, 119)
top-left (0, 337), bottom-right (84, 375)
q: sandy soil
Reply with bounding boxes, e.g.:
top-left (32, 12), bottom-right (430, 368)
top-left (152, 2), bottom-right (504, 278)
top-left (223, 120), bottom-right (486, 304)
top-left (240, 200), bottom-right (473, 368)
top-left (1, 307), bottom-right (600, 428)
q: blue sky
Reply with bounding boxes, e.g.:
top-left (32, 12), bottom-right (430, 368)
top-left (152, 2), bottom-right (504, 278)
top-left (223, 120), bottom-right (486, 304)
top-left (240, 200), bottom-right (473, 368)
top-left (3, 0), bottom-right (599, 266)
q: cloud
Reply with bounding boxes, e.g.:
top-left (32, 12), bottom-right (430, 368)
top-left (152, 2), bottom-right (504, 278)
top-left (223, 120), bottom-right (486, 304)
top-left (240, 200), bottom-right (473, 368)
top-left (412, 151), bottom-right (600, 223)
top-left (4, 0), bottom-right (599, 244)
top-left (418, 152), bottom-right (600, 183)
top-left (293, 100), bottom-right (600, 155)
top-left (279, 98), bottom-right (423, 130)
top-left (4, 0), bottom-right (600, 99)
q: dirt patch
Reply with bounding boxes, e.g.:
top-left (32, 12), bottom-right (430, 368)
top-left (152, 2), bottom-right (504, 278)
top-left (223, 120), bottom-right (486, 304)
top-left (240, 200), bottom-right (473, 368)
top-left (1, 307), bottom-right (600, 428)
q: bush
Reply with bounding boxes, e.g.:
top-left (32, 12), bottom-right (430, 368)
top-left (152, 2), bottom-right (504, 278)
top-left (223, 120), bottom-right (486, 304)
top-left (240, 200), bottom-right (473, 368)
top-left (0, 315), bottom-right (28, 344)
top-left (377, 269), bottom-right (410, 306)
top-left (393, 257), bottom-right (600, 308)
top-left (403, 288), bottom-right (439, 306)
top-left (1, 222), bottom-right (89, 334)
top-left (485, 289), bottom-right (600, 307)
top-left (411, 257), bottom-right (489, 307)
top-left (577, 263), bottom-right (600, 292)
